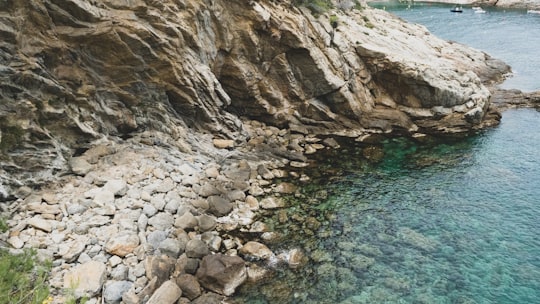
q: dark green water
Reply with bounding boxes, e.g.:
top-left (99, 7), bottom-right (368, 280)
top-left (234, 109), bottom-right (540, 303)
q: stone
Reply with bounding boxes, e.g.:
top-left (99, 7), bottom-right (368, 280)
top-left (212, 139), bottom-right (234, 149)
top-left (104, 179), bottom-right (128, 196)
top-left (143, 204), bottom-right (158, 217)
top-left (185, 239), bottom-right (209, 258)
top-left (322, 137), bottom-right (340, 148)
top-left (156, 178), bottom-right (175, 193)
top-left (198, 182), bottom-right (222, 197)
top-left (111, 264), bottom-right (129, 281)
top-left (7, 236), bottom-right (24, 249)
top-left (147, 230), bottom-right (168, 249)
top-left (94, 189), bottom-right (115, 206)
top-left (158, 238), bottom-right (184, 258)
top-left (151, 194), bottom-right (166, 210)
top-left (191, 292), bottom-right (223, 304)
top-left (70, 157), bottom-right (93, 176)
top-left (148, 212), bottom-right (174, 231)
top-left (226, 189), bottom-right (246, 202)
top-left (197, 214), bottom-right (216, 232)
top-left (144, 255), bottom-right (176, 285)
top-left (256, 164), bottom-right (274, 180)
top-left (196, 254), bottom-right (247, 296)
top-left (174, 211), bottom-right (198, 230)
top-left (176, 254), bottom-right (200, 275)
top-left (207, 196), bottom-right (233, 216)
top-left (175, 274), bottom-right (201, 300)
top-left (103, 280), bottom-right (133, 303)
top-left (105, 232), bottom-right (140, 257)
top-left (164, 199), bottom-right (180, 214)
top-left (146, 280), bottom-right (182, 304)
top-left (63, 261), bottom-right (106, 298)
top-left (274, 182), bottom-right (296, 194)
top-left (259, 197), bottom-right (285, 209)
top-left (67, 204), bottom-right (87, 215)
top-left (27, 217), bottom-right (52, 232)
top-left (58, 238), bottom-right (87, 263)
top-left (205, 166), bottom-right (220, 178)
top-left (239, 241), bottom-right (273, 261)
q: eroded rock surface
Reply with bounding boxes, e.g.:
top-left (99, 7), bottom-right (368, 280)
top-left (0, 0), bottom-right (510, 196)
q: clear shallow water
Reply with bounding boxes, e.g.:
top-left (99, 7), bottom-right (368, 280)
top-left (233, 109), bottom-right (540, 303)
top-left (369, 1), bottom-right (540, 92)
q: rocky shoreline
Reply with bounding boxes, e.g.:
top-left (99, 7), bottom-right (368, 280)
top-left (0, 0), bottom-right (533, 303)
top-left (3, 86), bottom-right (538, 303)
top-left (0, 119), bottom-right (346, 303)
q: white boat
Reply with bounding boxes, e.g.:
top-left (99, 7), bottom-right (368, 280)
top-left (473, 6), bottom-right (486, 13)
top-left (527, 10), bottom-right (540, 14)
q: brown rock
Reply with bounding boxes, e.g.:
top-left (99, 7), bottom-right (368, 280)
top-left (196, 254), bottom-right (247, 296)
top-left (175, 274), bottom-right (201, 300)
top-left (105, 232), bottom-right (140, 257)
top-left (239, 241), bottom-right (273, 261)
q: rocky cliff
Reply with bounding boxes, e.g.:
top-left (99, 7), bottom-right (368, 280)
top-left (0, 0), bottom-right (509, 198)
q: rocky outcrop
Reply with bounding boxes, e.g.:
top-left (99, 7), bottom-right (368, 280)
top-left (0, 0), bottom-right (510, 196)
top-left (491, 89), bottom-right (540, 110)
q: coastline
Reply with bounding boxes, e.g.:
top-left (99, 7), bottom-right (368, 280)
top-left (0, 0), bottom-right (533, 303)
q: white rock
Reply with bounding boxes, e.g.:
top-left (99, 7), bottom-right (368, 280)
top-left (146, 280), bottom-right (182, 304)
top-left (104, 179), bottom-right (128, 196)
top-left (63, 260), bottom-right (106, 298)
top-left (27, 217), bottom-right (52, 232)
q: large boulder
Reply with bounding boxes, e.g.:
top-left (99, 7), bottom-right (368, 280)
top-left (196, 254), bottom-right (247, 296)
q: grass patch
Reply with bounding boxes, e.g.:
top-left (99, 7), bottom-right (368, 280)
top-left (293, 0), bottom-right (334, 16)
top-left (0, 248), bottom-right (51, 304)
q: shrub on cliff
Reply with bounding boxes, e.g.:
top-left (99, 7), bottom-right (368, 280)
top-left (293, 0), bottom-right (363, 15)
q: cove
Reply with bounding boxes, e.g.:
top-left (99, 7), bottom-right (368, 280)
top-left (233, 108), bottom-right (540, 304)
top-left (232, 4), bottom-right (540, 304)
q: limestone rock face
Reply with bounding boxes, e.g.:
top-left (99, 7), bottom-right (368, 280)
top-left (0, 0), bottom-right (509, 195)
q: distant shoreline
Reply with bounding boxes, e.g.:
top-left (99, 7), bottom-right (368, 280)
top-left (368, 0), bottom-right (540, 10)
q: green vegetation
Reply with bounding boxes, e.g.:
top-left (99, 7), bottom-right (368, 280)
top-left (0, 248), bottom-right (51, 304)
top-left (293, 0), bottom-right (334, 16)
top-left (0, 218), bottom-right (8, 233)
top-left (329, 14), bottom-right (339, 28)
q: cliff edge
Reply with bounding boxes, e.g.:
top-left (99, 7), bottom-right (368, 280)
top-left (0, 0), bottom-right (509, 197)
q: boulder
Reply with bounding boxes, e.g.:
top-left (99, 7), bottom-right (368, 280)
top-left (196, 254), bottom-right (247, 296)
top-left (63, 261), bottom-right (106, 298)
top-left (239, 241), bottom-right (273, 261)
top-left (185, 239), bottom-right (209, 258)
top-left (105, 232), bottom-right (140, 257)
top-left (175, 274), bottom-right (201, 300)
top-left (207, 196), bottom-right (233, 216)
top-left (146, 280), bottom-right (182, 304)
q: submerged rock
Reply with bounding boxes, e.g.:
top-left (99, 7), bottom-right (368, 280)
top-left (196, 254), bottom-right (247, 296)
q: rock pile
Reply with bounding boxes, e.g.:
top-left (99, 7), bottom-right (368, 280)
top-left (0, 120), bottom-right (337, 303)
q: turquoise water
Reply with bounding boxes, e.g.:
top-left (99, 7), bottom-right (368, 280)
top-left (369, 1), bottom-right (540, 92)
top-left (234, 109), bottom-right (540, 303)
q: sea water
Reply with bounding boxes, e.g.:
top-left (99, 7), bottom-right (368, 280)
top-left (232, 4), bottom-right (540, 304)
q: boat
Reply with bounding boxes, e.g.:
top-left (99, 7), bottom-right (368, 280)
top-left (527, 9), bottom-right (540, 14)
top-left (473, 7), bottom-right (486, 13)
top-left (450, 6), bottom-right (463, 13)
